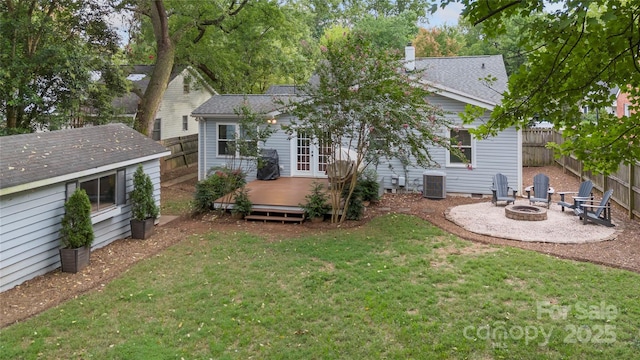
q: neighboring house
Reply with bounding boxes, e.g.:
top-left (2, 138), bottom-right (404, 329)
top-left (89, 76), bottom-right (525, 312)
top-left (0, 124), bottom-right (170, 292)
top-left (192, 49), bottom-right (521, 197)
top-left (114, 65), bottom-right (216, 141)
top-left (614, 87), bottom-right (635, 118)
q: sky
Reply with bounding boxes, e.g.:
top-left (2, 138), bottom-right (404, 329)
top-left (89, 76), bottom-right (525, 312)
top-left (424, 2), bottom-right (464, 27)
top-left (424, 1), bottom-right (565, 28)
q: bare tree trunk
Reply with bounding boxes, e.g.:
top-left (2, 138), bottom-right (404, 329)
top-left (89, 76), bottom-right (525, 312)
top-left (133, 0), bottom-right (174, 136)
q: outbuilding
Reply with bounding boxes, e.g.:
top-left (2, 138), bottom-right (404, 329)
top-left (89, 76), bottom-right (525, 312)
top-left (0, 124), bottom-right (170, 292)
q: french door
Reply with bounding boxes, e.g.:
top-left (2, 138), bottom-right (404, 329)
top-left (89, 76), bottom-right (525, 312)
top-left (291, 129), bottom-right (330, 177)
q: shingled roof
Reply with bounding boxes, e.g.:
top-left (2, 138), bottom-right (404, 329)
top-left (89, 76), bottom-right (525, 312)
top-left (0, 124), bottom-right (170, 195)
top-left (414, 55), bottom-right (508, 106)
top-left (193, 56), bottom-right (507, 117)
top-left (192, 94), bottom-right (299, 117)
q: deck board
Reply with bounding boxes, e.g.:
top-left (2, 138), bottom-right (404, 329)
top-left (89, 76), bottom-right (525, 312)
top-left (215, 177), bottom-right (329, 209)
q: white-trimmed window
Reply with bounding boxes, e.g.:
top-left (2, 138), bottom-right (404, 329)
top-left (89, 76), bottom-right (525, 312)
top-left (446, 128), bottom-right (475, 167)
top-left (624, 104), bottom-right (631, 117)
top-left (217, 123), bottom-right (256, 157)
top-left (67, 169), bottom-right (126, 214)
top-left (182, 115), bottom-right (188, 131)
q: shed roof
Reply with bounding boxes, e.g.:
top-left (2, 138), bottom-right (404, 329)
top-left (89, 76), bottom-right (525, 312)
top-left (0, 124), bottom-right (169, 194)
top-left (414, 55), bottom-right (508, 106)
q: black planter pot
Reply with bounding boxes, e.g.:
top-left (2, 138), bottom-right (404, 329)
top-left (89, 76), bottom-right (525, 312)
top-left (59, 246), bottom-right (91, 273)
top-left (130, 218), bottom-right (155, 239)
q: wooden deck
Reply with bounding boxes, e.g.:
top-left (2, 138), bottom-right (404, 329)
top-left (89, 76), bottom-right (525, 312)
top-left (214, 177), bottom-right (329, 222)
top-left (243, 177), bottom-right (328, 209)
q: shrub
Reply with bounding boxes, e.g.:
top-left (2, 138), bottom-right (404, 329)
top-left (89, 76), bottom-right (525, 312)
top-left (194, 167), bottom-right (246, 213)
top-left (358, 169), bottom-right (380, 203)
top-left (60, 188), bottom-right (94, 249)
top-left (342, 182), bottom-right (364, 221)
top-left (231, 187), bottom-right (252, 216)
top-left (130, 165), bottom-right (159, 221)
top-left (300, 181), bottom-right (331, 219)
top-left (341, 170), bottom-right (379, 221)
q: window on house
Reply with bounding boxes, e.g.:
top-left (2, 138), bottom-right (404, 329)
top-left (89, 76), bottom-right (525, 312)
top-left (182, 115), bottom-right (188, 131)
top-left (217, 124), bottom-right (257, 157)
top-left (75, 170), bottom-right (126, 213)
top-left (183, 80), bottom-right (190, 94)
top-left (624, 104), bottom-right (631, 117)
top-left (447, 129), bottom-right (474, 166)
top-left (152, 118), bottom-right (161, 141)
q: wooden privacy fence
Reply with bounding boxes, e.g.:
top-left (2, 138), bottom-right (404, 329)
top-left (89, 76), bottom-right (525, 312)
top-left (522, 128), bottom-right (555, 166)
top-left (160, 134), bottom-right (198, 173)
top-left (552, 131), bottom-right (639, 220)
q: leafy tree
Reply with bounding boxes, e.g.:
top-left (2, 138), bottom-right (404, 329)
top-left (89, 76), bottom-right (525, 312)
top-left (116, 0), bottom-right (250, 135)
top-left (353, 13), bottom-right (419, 52)
top-left (444, 0), bottom-right (640, 174)
top-left (280, 33), bottom-right (460, 223)
top-left (412, 26), bottom-right (464, 57)
top-left (457, 16), bottom-right (531, 75)
top-left (0, 0), bottom-right (126, 134)
top-left (182, 1), bottom-right (316, 93)
top-left (301, 0), bottom-right (430, 40)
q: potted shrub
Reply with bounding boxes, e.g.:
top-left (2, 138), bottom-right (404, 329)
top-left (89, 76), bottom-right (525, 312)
top-left (59, 188), bottom-right (94, 273)
top-left (130, 165), bottom-right (160, 239)
top-left (300, 181), bottom-right (331, 223)
top-left (231, 187), bottom-right (252, 219)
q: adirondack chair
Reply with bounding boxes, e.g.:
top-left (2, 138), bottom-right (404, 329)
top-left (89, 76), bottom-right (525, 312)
top-left (557, 180), bottom-right (594, 212)
top-left (574, 189), bottom-right (614, 227)
top-left (490, 173), bottom-right (517, 206)
top-left (326, 160), bottom-right (354, 189)
top-left (525, 173), bottom-right (553, 208)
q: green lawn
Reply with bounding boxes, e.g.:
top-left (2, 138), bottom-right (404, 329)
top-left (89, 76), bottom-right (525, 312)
top-left (1, 214), bottom-right (639, 359)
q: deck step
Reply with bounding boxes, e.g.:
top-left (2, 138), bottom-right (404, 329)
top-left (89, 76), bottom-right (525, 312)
top-left (244, 214), bottom-right (304, 223)
top-left (244, 208), bottom-right (306, 223)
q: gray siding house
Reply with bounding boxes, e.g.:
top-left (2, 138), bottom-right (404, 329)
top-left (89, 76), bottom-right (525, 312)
top-left (192, 52), bottom-right (521, 197)
top-left (0, 124), bottom-right (170, 292)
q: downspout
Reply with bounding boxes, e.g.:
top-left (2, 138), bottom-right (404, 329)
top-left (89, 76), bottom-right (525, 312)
top-left (198, 117), bottom-right (205, 181)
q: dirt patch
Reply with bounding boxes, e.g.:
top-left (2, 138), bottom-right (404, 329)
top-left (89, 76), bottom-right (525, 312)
top-left (1, 164), bottom-right (639, 328)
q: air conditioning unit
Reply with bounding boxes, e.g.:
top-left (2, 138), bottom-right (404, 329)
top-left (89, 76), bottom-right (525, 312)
top-left (423, 170), bottom-right (446, 199)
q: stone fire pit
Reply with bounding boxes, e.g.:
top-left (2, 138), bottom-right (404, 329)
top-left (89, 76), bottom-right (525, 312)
top-left (505, 204), bottom-right (547, 221)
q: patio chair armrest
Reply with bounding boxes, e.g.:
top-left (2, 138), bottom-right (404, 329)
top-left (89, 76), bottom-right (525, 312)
top-left (524, 186), bottom-right (532, 199)
top-left (556, 191), bottom-right (578, 195)
top-left (579, 204), bottom-right (610, 212)
top-left (573, 196), bottom-right (592, 200)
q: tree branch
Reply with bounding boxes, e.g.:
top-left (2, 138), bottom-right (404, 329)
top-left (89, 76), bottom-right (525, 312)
top-left (196, 63), bottom-right (219, 84)
top-left (597, 122), bottom-right (639, 151)
top-left (473, 0), bottom-right (521, 26)
top-left (192, 0), bottom-right (249, 44)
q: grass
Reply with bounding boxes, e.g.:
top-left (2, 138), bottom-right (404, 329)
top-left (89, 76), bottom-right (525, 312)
top-left (160, 197), bottom-right (193, 216)
top-left (1, 214), bottom-right (639, 359)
